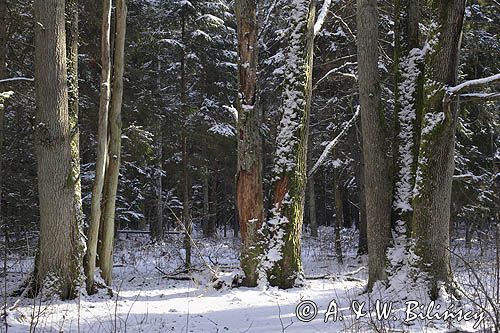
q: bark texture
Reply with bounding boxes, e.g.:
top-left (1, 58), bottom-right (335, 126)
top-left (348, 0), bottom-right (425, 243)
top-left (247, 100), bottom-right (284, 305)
top-left (356, 0), bottom-right (392, 290)
top-left (412, 0), bottom-right (466, 299)
top-left (84, 0), bottom-right (112, 293)
top-left (234, 0), bottom-right (265, 287)
top-left (392, 0), bottom-right (422, 231)
top-left (33, 0), bottom-right (82, 299)
top-left (98, 0), bottom-right (127, 286)
top-left (263, 0), bottom-right (315, 289)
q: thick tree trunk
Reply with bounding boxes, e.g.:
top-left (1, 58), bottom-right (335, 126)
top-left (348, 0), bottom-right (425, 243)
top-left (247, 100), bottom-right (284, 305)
top-left (262, 0), bottom-right (315, 289)
top-left (234, 0), bottom-right (265, 286)
top-left (98, 0), bottom-right (127, 286)
top-left (32, 0), bottom-right (83, 299)
top-left (392, 0), bottom-right (422, 232)
top-left (356, 0), bottom-right (392, 290)
top-left (84, 0), bottom-right (112, 293)
top-left (412, 0), bottom-right (466, 300)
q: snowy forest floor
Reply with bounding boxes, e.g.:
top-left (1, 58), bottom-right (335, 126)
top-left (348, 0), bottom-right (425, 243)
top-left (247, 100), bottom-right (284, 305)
top-left (2, 227), bottom-right (498, 332)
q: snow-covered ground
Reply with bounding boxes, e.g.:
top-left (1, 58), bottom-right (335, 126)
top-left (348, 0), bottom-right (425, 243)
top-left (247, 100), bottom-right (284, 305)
top-left (2, 227), bottom-right (497, 332)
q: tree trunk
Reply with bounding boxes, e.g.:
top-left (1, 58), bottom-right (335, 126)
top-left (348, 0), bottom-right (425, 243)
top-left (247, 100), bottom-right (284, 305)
top-left (333, 163), bottom-right (343, 264)
top-left (98, 0), bottom-right (127, 286)
top-left (263, 0), bottom-right (315, 289)
top-left (0, 0), bottom-right (8, 278)
top-left (202, 171), bottom-right (210, 237)
top-left (308, 176), bottom-right (318, 238)
top-left (356, 0), bottom-right (392, 290)
top-left (357, 137), bottom-right (368, 255)
top-left (152, 122), bottom-right (163, 241)
top-left (32, 0), bottom-right (83, 299)
top-left (392, 0), bottom-right (422, 232)
top-left (180, 13), bottom-right (192, 270)
top-left (84, 0), bottom-right (112, 293)
top-left (412, 0), bottom-right (466, 300)
top-left (66, 0), bottom-right (86, 293)
top-left (234, 0), bottom-right (265, 287)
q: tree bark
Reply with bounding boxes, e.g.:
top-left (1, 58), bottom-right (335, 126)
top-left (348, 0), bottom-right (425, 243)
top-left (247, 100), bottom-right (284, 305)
top-left (412, 0), bottom-right (466, 300)
top-left (234, 0), bottom-right (265, 287)
top-left (392, 0), bottom-right (422, 232)
top-left (98, 0), bottom-right (127, 286)
top-left (32, 0), bottom-right (83, 299)
top-left (84, 0), bottom-right (112, 293)
top-left (356, 0), bottom-right (392, 290)
top-left (333, 161), bottom-right (343, 264)
top-left (263, 0), bottom-right (315, 289)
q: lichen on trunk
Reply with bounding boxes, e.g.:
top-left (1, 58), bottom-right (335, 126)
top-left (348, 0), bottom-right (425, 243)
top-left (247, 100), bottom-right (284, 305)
top-left (260, 0), bottom-right (315, 289)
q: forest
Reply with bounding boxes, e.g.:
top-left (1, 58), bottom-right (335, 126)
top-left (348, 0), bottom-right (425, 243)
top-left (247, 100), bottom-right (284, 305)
top-left (0, 0), bottom-right (499, 332)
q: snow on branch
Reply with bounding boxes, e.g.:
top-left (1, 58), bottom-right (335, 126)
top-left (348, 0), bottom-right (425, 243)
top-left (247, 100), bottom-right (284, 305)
top-left (0, 77), bottom-right (35, 84)
top-left (313, 62), bottom-right (357, 90)
top-left (460, 92), bottom-right (500, 100)
top-left (313, 0), bottom-right (332, 37)
top-left (308, 107), bottom-right (359, 178)
top-left (446, 73), bottom-right (500, 95)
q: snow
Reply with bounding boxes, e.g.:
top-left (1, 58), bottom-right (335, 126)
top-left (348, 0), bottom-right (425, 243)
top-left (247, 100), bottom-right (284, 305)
top-left (446, 73), bottom-right (500, 95)
top-left (313, 0), bottom-right (333, 37)
top-left (393, 46), bottom-right (426, 213)
top-left (208, 123), bottom-right (236, 137)
top-left (273, 0), bottom-right (312, 176)
top-left (2, 226), bottom-right (497, 332)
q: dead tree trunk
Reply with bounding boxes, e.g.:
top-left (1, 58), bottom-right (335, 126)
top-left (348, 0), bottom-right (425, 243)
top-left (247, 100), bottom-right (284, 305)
top-left (234, 0), bottom-right (265, 286)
